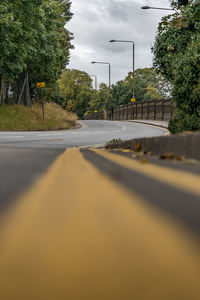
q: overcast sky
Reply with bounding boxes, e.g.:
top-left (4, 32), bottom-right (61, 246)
top-left (68, 0), bottom-right (172, 88)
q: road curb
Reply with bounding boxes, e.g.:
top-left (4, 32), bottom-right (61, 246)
top-left (106, 132), bottom-right (200, 160)
top-left (127, 120), bottom-right (169, 130)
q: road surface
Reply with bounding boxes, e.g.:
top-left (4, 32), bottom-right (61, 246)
top-left (0, 120), bottom-right (200, 300)
top-left (0, 120), bottom-right (167, 206)
top-left (0, 120), bottom-right (166, 149)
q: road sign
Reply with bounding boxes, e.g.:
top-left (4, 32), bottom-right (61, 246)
top-left (37, 82), bottom-right (46, 88)
top-left (131, 98), bottom-right (136, 102)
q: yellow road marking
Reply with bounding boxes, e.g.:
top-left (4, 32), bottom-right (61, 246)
top-left (0, 148), bottom-right (200, 299)
top-left (93, 149), bottom-right (200, 197)
top-left (77, 120), bottom-right (88, 129)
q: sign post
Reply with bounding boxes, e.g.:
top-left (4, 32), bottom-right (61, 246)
top-left (37, 82), bottom-right (46, 119)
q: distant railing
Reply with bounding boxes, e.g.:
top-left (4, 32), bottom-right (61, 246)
top-left (85, 99), bottom-right (175, 121)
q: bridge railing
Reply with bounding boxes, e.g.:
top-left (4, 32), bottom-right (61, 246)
top-left (85, 99), bottom-right (175, 121)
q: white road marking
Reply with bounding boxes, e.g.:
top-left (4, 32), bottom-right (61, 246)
top-left (77, 121), bottom-right (88, 129)
top-left (122, 125), bottom-right (127, 131)
top-left (113, 123), bottom-right (127, 132)
top-left (37, 133), bottom-right (62, 137)
top-left (0, 136), bottom-right (24, 139)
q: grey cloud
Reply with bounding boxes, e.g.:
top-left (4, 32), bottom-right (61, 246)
top-left (68, 0), bottom-right (172, 86)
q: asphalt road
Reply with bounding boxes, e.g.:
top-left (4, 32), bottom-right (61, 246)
top-left (0, 120), bottom-right (167, 149)
top-left (1, 121), bottom-right (200, 299)
top-left (0, 120), bottom-right (166, 206)
top-left (0, 147), bottom-right (199, 300)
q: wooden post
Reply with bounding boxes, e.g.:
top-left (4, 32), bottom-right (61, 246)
top-left (147, 101), bottom-right (149, 120)
top-left (171, 99), bottom-right (174, 117)
top-left (141, 102), bottom-right (143, 119)
top-left (0, 75), bottom-right (4, 105)
top-left (132, 103), bottom-right (135, 120)
top-left (25, 72), bottom-right (31, 106)
top-left (136, 102), bottom-right (138, 119)
top-left (154, 100), bottom-right (156, 120)
top-left (162, 99), bottom-right (164, 120)
top-left (18, 74), bottom-right (27, 105)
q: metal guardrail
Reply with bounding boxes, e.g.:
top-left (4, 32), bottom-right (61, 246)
top-left (85, 99), bottom-right (175, 121)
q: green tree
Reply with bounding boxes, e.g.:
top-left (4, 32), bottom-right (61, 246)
top-left (58, 69), bottom-right (97, 118)
top-left (0, 0), bottom-right (73, 105)
top-left (106, 68), bottom-right (171, 110)
top-left (95, 83), bottom-right (110, 111)
top-left (153, 0), bottom-right (200, 133)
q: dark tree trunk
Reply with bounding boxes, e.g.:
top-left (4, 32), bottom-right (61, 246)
top-left (0, 75), bottom-right (4, 105)
top-left (24, 72), bottom-right (31, 106)
top-left (18, 71), bottom-right (32, 106)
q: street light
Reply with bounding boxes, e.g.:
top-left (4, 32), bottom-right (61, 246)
top-left (110, 39), bottom-right (135, 100)
top-left (141, 6), bottom-right (174, 11)
top-left (91, 61), bottom-right (111, 88)
top-left (90, 75), bottom-right (97, 90)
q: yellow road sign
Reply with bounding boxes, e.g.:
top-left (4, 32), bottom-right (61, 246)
top-left (37, 82), bottom-right (46, 88)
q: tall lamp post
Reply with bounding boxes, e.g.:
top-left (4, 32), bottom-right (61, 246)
top-left (91, 62), bottom-right (111, 89)
top-left (90, 75), bottom-right (97, 90)
top-left (110, 39), bottom-right (135, 101)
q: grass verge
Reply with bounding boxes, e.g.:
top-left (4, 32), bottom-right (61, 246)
top-left (0, 103), bottom-right (78, 131)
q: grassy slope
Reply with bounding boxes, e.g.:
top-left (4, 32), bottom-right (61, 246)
top-left (0, 103), bottom-right (77, 131)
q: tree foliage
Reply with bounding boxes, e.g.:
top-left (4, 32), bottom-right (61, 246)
top-left (0, 0), bottom-right (73, 105)
top-left (58, 69), bottom-right (96, 118)
top-left (153, 0), bottom-right (200, 133)
top-left (58, 67), bottom-right (171, 118)
top-left (104, 68), bottom-right (171, 111)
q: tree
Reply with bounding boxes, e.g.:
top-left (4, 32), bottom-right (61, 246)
top-left (107, 68), bottom-right (171, 109)
top-left (0, 0), bottom-right (73, 105)
top-left (92, 68), bottom-right (171, 112)
top-left (95, 83), bottom-right (110, 111)
top-left (58, 69), bottom-right (97, 118)
top-left (153, 0), bottom-right (200, 133)
top-left (177, 0), bottom-right (188, 7)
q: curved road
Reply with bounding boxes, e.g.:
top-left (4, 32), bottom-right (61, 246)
top-left (0, 120), bottom-right (167, 149)
top-left (0, 120), bottom-right (165, 201)
top-left (0, 120), bottom-right (166, 204)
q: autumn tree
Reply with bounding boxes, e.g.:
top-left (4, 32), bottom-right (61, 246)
top-left (58, 69), bottom-right (97, 118)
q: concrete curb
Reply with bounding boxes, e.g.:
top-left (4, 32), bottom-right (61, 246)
top-left (127, 120), bottom-right (169, 130)
top-left (106, 132), bottom-right (200, 160)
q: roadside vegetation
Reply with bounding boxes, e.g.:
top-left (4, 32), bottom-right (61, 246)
top-left (0, 0), bottom-right (73, 105)
top-left (153, 0), bottom-right (200, 133)
top-left (0, 103), bottom-right (77, 131)
top-left (0, 0), bottom-right (76, 131)
top-left (58, 67), bottom-right (172, 119)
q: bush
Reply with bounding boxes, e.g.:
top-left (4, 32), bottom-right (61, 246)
top-left (168, 110), bottom-right (200, 134)
top-left (153, 1), bottom-right (200, 133)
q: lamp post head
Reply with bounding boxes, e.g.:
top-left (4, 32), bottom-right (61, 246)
top-left (110, 40), bottom-right (116, 43)
top-left (141, 5), bottom-right (174, 11)
top-left (141, 6), bottom-right (150, 9)
top-left (91, 61), bottom-right (96, 64)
